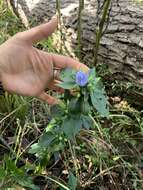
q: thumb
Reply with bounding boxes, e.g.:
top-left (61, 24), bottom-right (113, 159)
top-left (15, 15), bottom-right (58, 44)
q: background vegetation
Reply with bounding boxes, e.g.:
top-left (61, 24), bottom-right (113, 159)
top-left (0, 0), bottom-right (143, 189)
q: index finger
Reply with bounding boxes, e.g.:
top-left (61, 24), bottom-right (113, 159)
top-left (15, 16), bottom-right (58, 45)
top-left (50, 54), bottom-right (89, 72)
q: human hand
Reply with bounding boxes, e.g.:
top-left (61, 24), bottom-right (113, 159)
top-left (0, 16), bottom-right (89, 104)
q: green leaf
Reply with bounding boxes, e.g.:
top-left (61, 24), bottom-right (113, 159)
top-left (62, 116), bottom-right (82, 139)
top-left (60, 68), bottom-right (76, 82)
top-left (0, 167), bottom-right (5, 179)
top-left (57, 82), bottom-right (76, 89)
top-left (39, 132), bottom-right (55, 147)
top-left (50, 142), bottom-right (64, 153)
top-left (17, 176), bottom-right (39, 190)
top-left (58, 69), bottom-right (77, 89)
top-left (80, 99), bottom-right (90, 115)
top-left (29, 143), bottom-right (41, 154)
top-left (5, 159), bottom-right (19, 174)
top-left (68, 172), bottom-right (77, 190)
top-left (88, 68), bottom-right (97, 79)
top-left (90, 88), bottom-right (109, 117)
top-left (68, 97), bottom-right (81, 114)
top-left (45, 176), bottom-right (70, 190)
top-left (81, 115), bottom-right (93, 129)
top-left (50, 104), bottom-right (65, 118)
top-left (69, 97), bottom-right (90, 115)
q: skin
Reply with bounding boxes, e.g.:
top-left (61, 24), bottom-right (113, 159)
top-left (0, 16), bottom-right (89, 104)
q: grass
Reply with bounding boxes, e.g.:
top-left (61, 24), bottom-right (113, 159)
top-left (0, 1), bottom-right (143, 189)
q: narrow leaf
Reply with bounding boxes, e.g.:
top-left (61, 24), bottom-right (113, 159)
top-left (0, 167), bottom-right (5, 179)
top-left (68, 172), bottom-right (77, 190)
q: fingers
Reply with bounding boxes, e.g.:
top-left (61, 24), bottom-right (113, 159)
top-left (48, 80), bottom-right (64, 93)
top-left (50, 54), bottom-right (89, 73)
top-left (38, 50), bottom-right (89, 79)
top-left (53, 68), bottom-right (61, 80)
top-left (2, 72), bottom-right (61, 105)
top-left (15, 16), bottom-right (58, 45)
top-left (1, 72), bottom-right (47, 97)
top-left (38, 92), bottom-right (59, 105)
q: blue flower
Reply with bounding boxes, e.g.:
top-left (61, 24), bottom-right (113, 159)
top-left (75, 71), bottom-right (88, 87)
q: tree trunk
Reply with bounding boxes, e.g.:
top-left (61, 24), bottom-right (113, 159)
top-left (9, 0), bottom-right (143, 87)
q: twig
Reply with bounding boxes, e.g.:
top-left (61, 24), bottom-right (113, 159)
top-left (77, 0), bottom-right (84, 61)
top-left (94, 0), bottom-right (111, 66)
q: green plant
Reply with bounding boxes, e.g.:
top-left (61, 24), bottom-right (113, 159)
top-left (28, 67), bottom-right (143, 189)
top-left (0, 93), bottom-right (29, 119)
top-left (0, 0), bottom-right (24, 43)
top-left (29, 68), bottom-right (109, 188)
top-left (0, 156), bottom-right (38, 190)
top-left (30, 68), bottom-right (108, 142)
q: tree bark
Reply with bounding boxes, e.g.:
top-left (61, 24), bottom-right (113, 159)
top-left (9, 0), bottom-right (143, 87)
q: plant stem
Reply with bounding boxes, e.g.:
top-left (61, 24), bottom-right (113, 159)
top-left (68, 140), bottom-right (80, 181)
top-left (94, 0), bottom-right (111, 66)
top-left (0, 135), bottom-right (14, 154)
top-left (77, 0), bottom-right (84, 61)
top-left (56, 0), bottom-right (62, 53)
